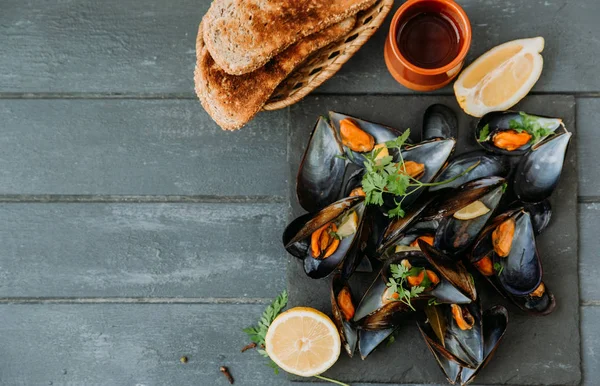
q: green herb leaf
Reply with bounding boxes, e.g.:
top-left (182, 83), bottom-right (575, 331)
top-left (386, 334), bottom-right (396, 347)
top-left (493, 262), bottom-right (504, 276)
top-left (428, 298), bottom-right (442, 306)
top-left (478, 124), bottom-right (490, 142)
top-left (243, 290), bottom-right (288, 346)
top-left (509, 112), bottom-right (557, 146)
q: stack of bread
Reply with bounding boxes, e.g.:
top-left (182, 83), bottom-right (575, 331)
top-left (194, 0), bottom-right (380, 130)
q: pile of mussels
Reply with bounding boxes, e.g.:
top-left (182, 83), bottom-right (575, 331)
top-left (282, 105), bottom-right (572, 385)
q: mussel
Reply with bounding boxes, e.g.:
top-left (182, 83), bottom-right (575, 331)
top-left (508, 199), bottom-right (552, 236)
top-left (296, 117), bottom-right (346, 213)
top-left (430, 151), bottom-right (510, 192)
top-left (429, 177), bottom-right (507, 257)
top-left (475, 111), bottom-right (563, 155)
top-left (423, 104), bottom-right (458, 141)
top-left (283, 196), bottom-right (367, 279)
top-left (331, 273), bottom-right (359, 357)
top-left (353, 244), bottom-right (476, 331)
top-left (470, 208), bottom-right (555, 315)
top-left (513, 127), bottom-right (572, 203)
top-left (419, 302), bottom-right (508, 385)
top-left (329, 111), bottom-right (403, 167)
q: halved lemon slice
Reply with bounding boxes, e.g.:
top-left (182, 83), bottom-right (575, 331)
top-left (265, 307), bottom-right (341, 377)
top-left (454, 200), bottom-right (490, 220)
top-left (454, 37), bottom-right (545, 117)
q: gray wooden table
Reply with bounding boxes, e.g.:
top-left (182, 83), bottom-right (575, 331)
top-left (0, 1), bottom-right (598, 385)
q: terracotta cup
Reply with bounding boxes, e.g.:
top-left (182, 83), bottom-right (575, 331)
top-left (384, 0), bottom-right (472, 91)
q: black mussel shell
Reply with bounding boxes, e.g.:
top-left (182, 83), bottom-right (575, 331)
top-left (400, 138), bottom-right (456, 208)
top-left (329, 111), bottom-right (403, 167)
top-left (423, 176), bottom-right (506, 221)
top-left (513, 129), bottom-right (572, 203)
top-left (494, 211), bottom-right (542, 296)
top-left (377, 195), bottom-right (437, 256)
top-left (283, 196), bottom-right (366, 279)
top-left (418, 302), bottom-right (483, 370)
top-left (420, 242), bottom-right (477, 302)
top-left (433, 178), bottom-right (506, 256)
top-left (423, 104), bottom-right (458, 141)
top-left (363, 205), bottom-right (392, 259)
top-left (509, 199), bottom-right (552, 236)
top-left (508, 283), bottom-right (556, 316)
top-left (476, 111), bottom-right (563, 155)
top-left (331, 273), bottom-right (359, 357)
top-left (358, 327), bottom-right (397, 360)
top-left (296, 117), bottom-right (346, 213)
top-left (430, 151), bottom-right (510, 193)
top-left (470, 209), bottom-right (546, 299)
top-left (340, 166), bottom-right (364, 198)
top-left (459, 306), bottom-right (508, 385)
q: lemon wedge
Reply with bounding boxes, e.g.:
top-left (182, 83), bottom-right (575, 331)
top-left (454, 37), bottom-right (545, 117)
top-left (395, 245), bottom-right (421, 253)
top-left (453, 200), bottom-right (490, 220)
top-left (265, 307), bottom-right (341, 377)
top-left (337, 211), bottom-right (358, 238)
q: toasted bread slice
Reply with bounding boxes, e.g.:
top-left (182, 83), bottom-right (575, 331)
top-left (195, 17), bottom-right (355, 130)
top-left (202, 0), bottom-right (376, 75)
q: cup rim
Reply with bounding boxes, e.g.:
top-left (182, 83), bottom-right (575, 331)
top-left (388, 0), bottom-right (472, 75)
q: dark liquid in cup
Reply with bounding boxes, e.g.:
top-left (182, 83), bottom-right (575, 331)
top-left (397, 12), bottom-right (461, 69)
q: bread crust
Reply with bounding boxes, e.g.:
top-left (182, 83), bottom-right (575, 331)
top-left (195, 17), bottom-right (355, 130)
top-left (202, 0), bottom-right (376, 75)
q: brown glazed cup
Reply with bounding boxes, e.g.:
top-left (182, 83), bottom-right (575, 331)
top-left (384, 0), bottom-right (472, 91)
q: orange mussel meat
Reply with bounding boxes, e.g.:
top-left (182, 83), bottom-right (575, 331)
top-left (492, 218), bottom-right (516, 257)
top-left (451, 304), bottom-right (475, 330)
top-left (474, 255), bottom-right (494, 276)
top-left (399, 160), bottom-right (426, 179)
top-left (310, 222), bottom-right (340, 259)
top-left (337, 287), bottom-right (355, 320)
top-left (409, 235), bottom-right (434, 248)
top-left (531, 282), bottom-right (546, 298)
top-left (340, 119), bottom-right (375, 152)
top-left (493, 130), bottom-right (532, 151)
top-left (349, 187), bottom-right (366, 197)
top-left (407, 269), bottom-right (439, 289)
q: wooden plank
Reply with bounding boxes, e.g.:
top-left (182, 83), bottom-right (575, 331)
top-left (577, 98), bottom-right (600, 198)
top-left (1, 1), bottom-right (599, 94)
top-left (0, 304), bottom-right (289, 386)
top-left (0, 203), bottom-right (286, 298)
top-left (580, 203), bottom-right (600, 303)
top-left (0, 99), bottom-right (288, 196)
top-left (582, 306), bottom-right (600, 386)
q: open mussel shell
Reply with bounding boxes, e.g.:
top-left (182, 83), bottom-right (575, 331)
top-left (433, 177), bottom-right (506, 256)
top-left (377, 195), bottom-right (437, 257)
top-left (400, 138), bottom-right (456, 208)
top-left (358, 327), bottom-right (397, 360)
top-left (423, 104), bottom-right (458, 141)
top-left (475, 111), bottom-right (563, 155)
top-left (418, 302), bottom-right (484, 370)
top-left (508, 283), bottom-right (556, 316)
top-left (513, 128), bottom-right (572, 203)
top-left (330, 273), bottom-right (358, 357)
top-left (459, 306), bottom-right (509, 385)
top-left (509, 199), bottom-right (552, 236)
top-left (297, 117), bottom-right (346, 213)
top-left (430, 150), bottom-right (510, 193)
top-left (329, 111), bottom-right (403, 167)
top-left (420, 242), bottom-right (477, 303)
top-left (283, 196), bottom-right (366, 279)
top-left (419, 304), bottom-right (508, 386)
top-left (470, 209), bottom-right (551, 312)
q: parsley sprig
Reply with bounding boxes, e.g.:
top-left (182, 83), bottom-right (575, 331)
top-left (387, 263), bottom-right (427, 311)
top-left (493, 262), bottom-right (504, 276)
top-left (243, 290), bottom-right (288, 372)
top-left (361, 129), bottom-right (477, 218)
top-left (509, 112), bottom-right (557, 144)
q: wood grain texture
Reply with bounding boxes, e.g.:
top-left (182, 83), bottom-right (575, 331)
top-left (0, 99), bottom-right (288, 195)
top-left (582, 306), bottom-right (600, 386)
top-left (580, 203), bottom-right (600, 303)
top-left (1, 0), bottom-right (599, 94)
top-left (577, 98), bottom-right (600, 198)
top-left (0, 203), bottom-right (286, 298)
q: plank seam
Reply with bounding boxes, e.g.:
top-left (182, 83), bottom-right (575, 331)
top-left (0, 297), bottom-right (272, 305)
top-left (0, 195), bottom-right (286, 204)
top-left (0, 91), bottom-right (597, 99)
